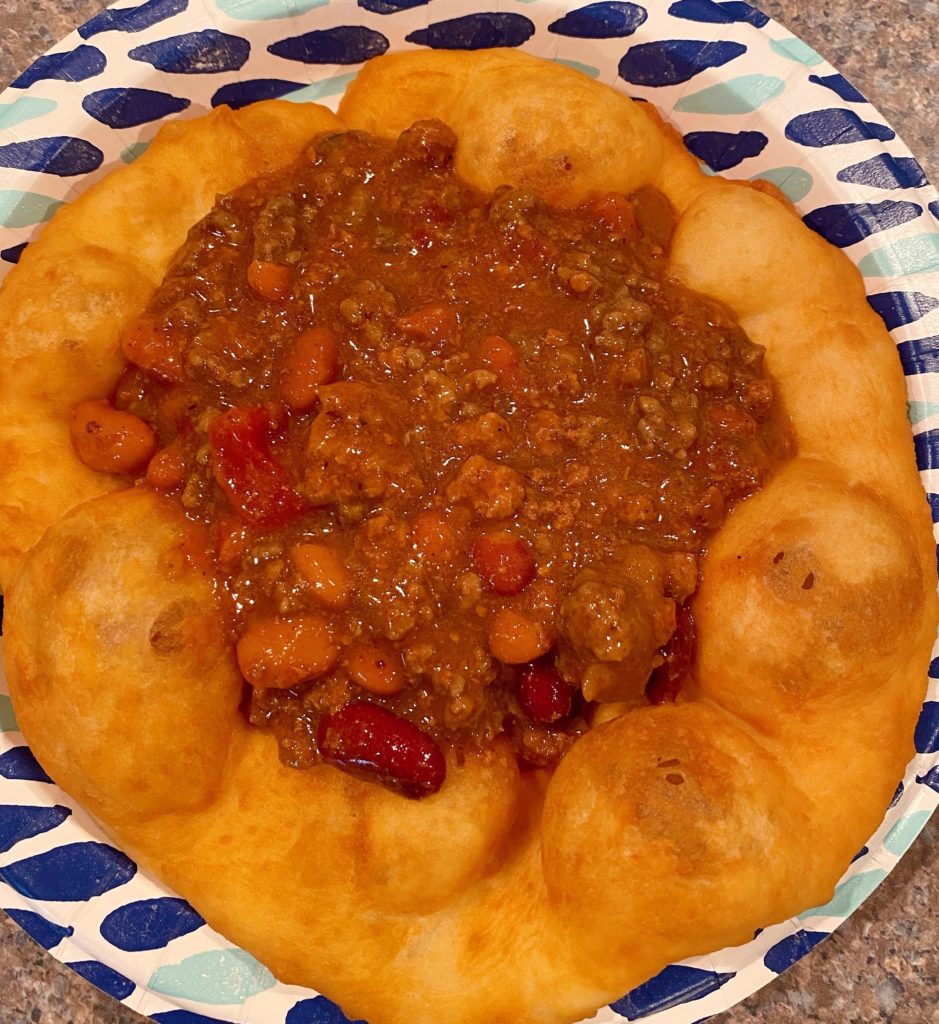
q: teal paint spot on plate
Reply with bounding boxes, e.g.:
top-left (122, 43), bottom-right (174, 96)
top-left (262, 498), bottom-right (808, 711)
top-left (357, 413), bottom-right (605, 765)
top-left (149, 948), bottom-right (276, 1004)
top-left (0, 695), bottom-right (18, 732)
top-left (553, 57), bottom-right (600, 78)
top-left (216, 0), bottom-right (327, 21)
top-left (798, 869), bottom-right (887, 920)
top-left (284, 73), bottom-right (357, 102)
top-left (770, 37), bottom-right (824, 66)
top-left (699, 163), bottom-right (717, 177)
top-left (0, 97), bottom-right (58, 132)
top-left (120, 141), bottom-right (150, 164)
top-left (674, 74), bottom-right (785, 115)
top-left (858, 234), bottom-right (939, 277)
top-left (908, 401), bottom-right (939, 426)
top-left (884, 810), bottom-right (932, 856)
top-left (751, 166), bottom-right (814, 203)
top-left (0, 190), bottom-right (63, 228)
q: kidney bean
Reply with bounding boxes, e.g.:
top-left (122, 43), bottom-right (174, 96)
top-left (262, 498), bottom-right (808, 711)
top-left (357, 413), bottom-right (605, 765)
top-left (517, 662), bottom-right (573, 725)
top-left (208, 406), bottom-right (304, 527)
top-left (70, 399), bottom-right (156, 475)
top-left (473, 531), bottom-right (535, 596)
top-left (646, 602), bottom-right (695, 705)
top-left (317, 702), bottom-right (445, 797)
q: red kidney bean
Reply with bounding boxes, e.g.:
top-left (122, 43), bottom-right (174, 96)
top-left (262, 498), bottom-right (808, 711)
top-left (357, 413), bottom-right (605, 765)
top-left (473, 531), bottom-right (536, 596)
top-left (646, 602), bottom-right (695, 705)
top-left (317, 702), bottom-right (446, 797)
top-left (517, 662), bottom-right (573, 725)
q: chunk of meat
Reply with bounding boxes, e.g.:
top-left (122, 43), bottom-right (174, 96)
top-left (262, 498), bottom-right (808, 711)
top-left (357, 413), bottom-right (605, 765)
top-left (303, 382), bottom-right (419, 508)
top-left (559, 560), bottom-right (675, 703)
top-left (445, 455), bottom-right (526, 520)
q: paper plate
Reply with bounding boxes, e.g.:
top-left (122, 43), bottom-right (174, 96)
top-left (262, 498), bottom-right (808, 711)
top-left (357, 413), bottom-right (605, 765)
top-left (1, 1), bottom-right (938, 1022)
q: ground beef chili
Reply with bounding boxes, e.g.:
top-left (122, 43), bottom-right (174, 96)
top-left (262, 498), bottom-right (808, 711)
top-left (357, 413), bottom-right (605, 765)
top-left (70, 120), bottom-right (794, 797)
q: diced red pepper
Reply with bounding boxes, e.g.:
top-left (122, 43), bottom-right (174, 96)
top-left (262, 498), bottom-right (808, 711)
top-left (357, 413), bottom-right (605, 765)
top-left (208, 406), bottom-right (304, 528)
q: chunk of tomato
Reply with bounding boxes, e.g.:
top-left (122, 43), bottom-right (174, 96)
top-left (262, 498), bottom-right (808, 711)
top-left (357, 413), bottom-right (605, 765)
top-left (208, 406), bottom-right (304, 527)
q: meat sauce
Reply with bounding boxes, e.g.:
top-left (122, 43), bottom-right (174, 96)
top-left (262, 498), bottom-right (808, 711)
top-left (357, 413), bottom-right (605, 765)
top-left (72, 121), bottom-right (793, 795)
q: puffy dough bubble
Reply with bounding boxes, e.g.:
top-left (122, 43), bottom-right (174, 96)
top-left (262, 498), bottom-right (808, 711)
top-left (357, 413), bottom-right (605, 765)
top-left (695, 458), bottom-right (925, 725)
top-left (4, 488), bottom-right (242, 823)
top-left (541, 703), bottom-right (825, 983)
top-left (339, 50), bottom-right (663, 206)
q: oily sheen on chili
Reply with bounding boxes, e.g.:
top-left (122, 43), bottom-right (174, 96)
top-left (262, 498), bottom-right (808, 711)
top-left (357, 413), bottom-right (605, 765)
top-left (69, 121), bottom-right (793, 796)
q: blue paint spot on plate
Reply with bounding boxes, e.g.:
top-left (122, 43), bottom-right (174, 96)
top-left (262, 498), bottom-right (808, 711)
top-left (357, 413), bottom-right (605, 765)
top-left (4, 908), bottom-right (74, 950)
top-left (358, 0), bottom-right (428, 12)
top-left (770, 37), bottom-right (823, 66)
top-left (219, 0), bottom-right (327, 18)
top-left (619, 39), bottom-right (745, 86)
top-left (212, 78), bottom-right (305, 108)
top-left (915, 765), bottom-right (939, 793)
top-left (0, 804), bottom-right (71, 854)
top-left (129, 30), bottom-right (250, 73)
top-left (0, 190), bottom-right (63, 228)
top-left (786, 108), bottom-right (895, 148)
top-left (883, 811), bottom-right (932, 857)
top-left (406, 13), bottom-right (535, 50)
top-left (682, 129), bottom-right (767, 170)
top-left (286, 994), bottom-right (367, 1023)
top-left (151, 1012), bottom-right (238, 1024)
top-left (808, 73), bottom-right (865, 102)
top-left (0, 97), bottom-right (59, 131)
top-left (929, 200), bottom-right (939, 223)
top-left (752, 166), bottom-right (813, 204)
top-left (859, 234), bottom-right (939, 278)
top-left (549, 2), bottom-right (647, 39)
top-left (667, 0), bottom-right (768, 27)
top-left (79, 0), bottom-right (188, 38)
top-left (914, 701), bottom-right (939, 753)
top-left (611, 965), bottom-right (736, 1018)
top-left (269, 26), bottom-right (390, 63)
top-left (68, 960), bottom-right (135, 1000)
top-left (673, 74), bottom-right (784, 115)
top-left (868, 291), bottom-right (939, 330)
top-left (798, 869), bottom-right (887, 919)
top-left (802, 200), bottom-right (922, 248)
top-left (0, 137), bottom-right (103, 177)
top-left (763, 930), bottom-right (827, 973)
top-left (890, 780), bottom-right (905, 808)
top-left (851, 844), bottom-right (870, 863)
top-left (149, 948), bottom-right (276, 1003)
top-left (0, 841), bottom-right (136, 901)
top-left (915, 431), bottom-right (939, 472)
top-left (837, 153), bottom-right (928, 190)
top-left (0, 746), bottom-right (52, 783)
top-left (82, 88), bottom-right (190, 128)
top-left (100, 897), bottom-right (205, 951)
top-left (0, 242), bottom-right (28, 264)
top-left (11, 44), bottom-right (106, 87)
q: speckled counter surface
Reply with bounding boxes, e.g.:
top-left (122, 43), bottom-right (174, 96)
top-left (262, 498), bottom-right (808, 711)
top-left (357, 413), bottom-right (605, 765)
top-left (0, 1), bottom-right (936, 1021)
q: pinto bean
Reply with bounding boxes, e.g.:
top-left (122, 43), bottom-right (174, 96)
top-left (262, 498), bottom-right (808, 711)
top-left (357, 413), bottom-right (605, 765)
top-left (70, 399), bottom-right (156, 474)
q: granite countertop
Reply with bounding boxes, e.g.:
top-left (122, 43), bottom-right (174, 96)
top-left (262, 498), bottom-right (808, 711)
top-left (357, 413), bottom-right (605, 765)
top-left (0, 0), bottom-right (937, 1021)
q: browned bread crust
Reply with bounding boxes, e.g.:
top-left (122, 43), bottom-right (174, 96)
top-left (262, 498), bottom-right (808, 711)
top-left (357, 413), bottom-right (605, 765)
top-left (2, 49), bottom-right (936, 1024)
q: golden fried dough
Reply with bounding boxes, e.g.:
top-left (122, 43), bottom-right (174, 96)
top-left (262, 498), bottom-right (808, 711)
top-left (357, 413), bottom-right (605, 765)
top-left (0, 101), bottom-right (340, 586)
top-left (2, 47), bottom-right (936, 1024)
